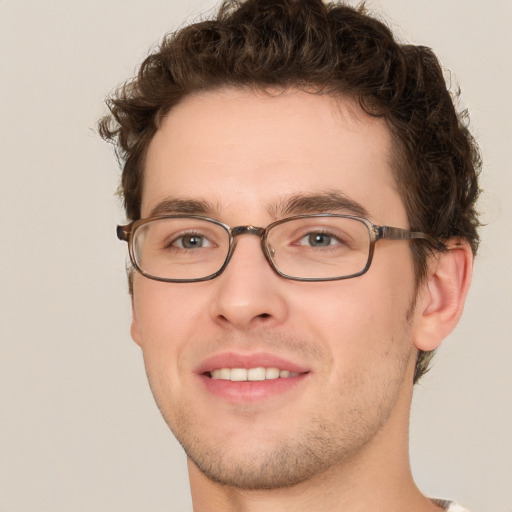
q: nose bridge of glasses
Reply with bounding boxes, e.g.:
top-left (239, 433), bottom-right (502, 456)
top-left (228, 225), bottom-right (274, 263)
top-left (230, 225), bottom-right (266, 238)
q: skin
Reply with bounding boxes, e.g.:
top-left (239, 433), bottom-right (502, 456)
top-left (130, 88), bottom-right (472, 512)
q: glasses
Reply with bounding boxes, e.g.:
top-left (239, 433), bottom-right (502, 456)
top-left (117, 214), bottom-right (446, 283)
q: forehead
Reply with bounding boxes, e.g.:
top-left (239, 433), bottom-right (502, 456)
top-left (143, 88), bottom-right (405, 224)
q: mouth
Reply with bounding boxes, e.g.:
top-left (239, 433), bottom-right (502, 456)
top-left (197, 353), bottom-right (310, 402)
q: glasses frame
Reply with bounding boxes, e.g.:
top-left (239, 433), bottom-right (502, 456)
top-left (117, 214), bottom-right (446, 283)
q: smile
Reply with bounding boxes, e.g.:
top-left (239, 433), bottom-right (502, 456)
top-left (197, 354), bottom-right (310, 402)
top-left (209, 367), bottom-right (300, 381)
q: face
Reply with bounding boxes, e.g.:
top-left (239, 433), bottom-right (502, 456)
top-left (131, 88), bottom-right (420, 489)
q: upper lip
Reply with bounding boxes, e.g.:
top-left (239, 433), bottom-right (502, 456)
top-left (196, 352), bottom-right (310, 375)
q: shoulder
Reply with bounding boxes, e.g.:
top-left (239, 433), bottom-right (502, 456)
top-left (432, 499), bottom-right (472, 512)
top-left (447, 505), bottom-right (472, 512)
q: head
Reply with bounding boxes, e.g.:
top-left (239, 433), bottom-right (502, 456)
top-left (100, 0), bottom-right (481, 492)
top-left (99, 0), bottom-right (481, 385)
top-left (100, 2), bottom-right (480, 492)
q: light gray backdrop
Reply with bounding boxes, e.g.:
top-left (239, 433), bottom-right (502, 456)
top-left (1, 1), bottom-right (510, 511)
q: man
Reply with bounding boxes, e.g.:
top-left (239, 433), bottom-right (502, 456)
top-left (99, 0), bottom-right (481, 510)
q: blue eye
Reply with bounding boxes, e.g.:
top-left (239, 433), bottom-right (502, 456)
top-left (299, 232), bottom-right (342, 247)
top-left (172, 234), bottom-right (212, 249)
top-left (305, 233), bottom-right (334, 247)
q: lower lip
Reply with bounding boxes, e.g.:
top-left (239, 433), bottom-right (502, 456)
top-left (198, 373), bottom-right (308, 403)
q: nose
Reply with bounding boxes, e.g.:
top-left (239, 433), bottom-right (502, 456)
top-left (209, 234), bottom-right (288, 330)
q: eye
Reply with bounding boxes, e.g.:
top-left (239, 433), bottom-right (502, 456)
top-left (298, 231), bottom-right (344, 248)
top-left (171, 233), bottom-right (213, 249)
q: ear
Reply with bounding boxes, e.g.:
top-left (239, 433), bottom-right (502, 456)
top-left (413, 239), bottom-right (473, 351)
top-left (130, 298), bottom-right (143, 347)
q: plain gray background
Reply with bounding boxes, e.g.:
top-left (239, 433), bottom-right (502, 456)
top-left (1, 1), bottom-right (511, 511)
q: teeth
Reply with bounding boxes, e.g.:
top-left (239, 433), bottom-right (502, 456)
top-left (210, 367), bottom-right (299, 381)
top-left (247, 367), bottom-right (266, 381)
top-left (230, 368), bottom-right (247, 381)
top-left (216, 368), bottom-right (231, 380)
top-left (265, 367), bottom-right (280, 380)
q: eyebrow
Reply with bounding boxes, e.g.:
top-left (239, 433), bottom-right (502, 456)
top-left (148, 198), bottom-right (213, 217)
top-left (274, 191), bottom-right (369, 218)
top-left (148, 191), bottom-right (369, 220)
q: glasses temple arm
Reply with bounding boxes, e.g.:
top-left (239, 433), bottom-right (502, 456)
top-left (117, 224), bottom-right (132, 242)
top-left (379, 226), bottom-right (447, 251)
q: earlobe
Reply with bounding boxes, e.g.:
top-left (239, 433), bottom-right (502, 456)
top-left (414, 239), bottom-right (473, 351)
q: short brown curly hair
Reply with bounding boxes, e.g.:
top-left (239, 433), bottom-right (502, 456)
top-left (99, 0), bottom-right (481, 383)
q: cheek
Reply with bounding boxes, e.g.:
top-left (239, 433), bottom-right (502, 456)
top-left (131, 280), bottom-right (213, 424)
top-left (134, 277), bottom-right (206, 336)
top-left (287, 259), bottom-right (416, 370)
top-left (132, 279), bottom-right (207, 378)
